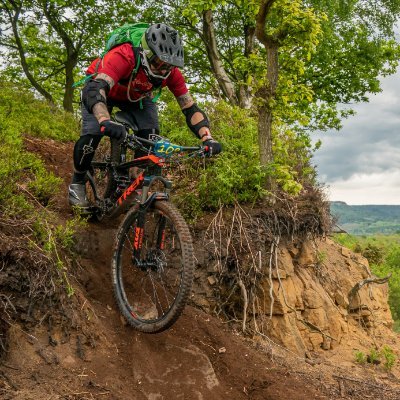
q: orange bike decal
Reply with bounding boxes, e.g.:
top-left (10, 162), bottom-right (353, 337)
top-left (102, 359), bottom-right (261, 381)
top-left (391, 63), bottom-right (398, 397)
top-left (133, 154), bottom-right (165, 165)
top-left (117, 174), bottom-right (145, 205)
top-left (160, 229), bottom-right (166, 250)
top-left (133, 227), bottom-right (144, 250)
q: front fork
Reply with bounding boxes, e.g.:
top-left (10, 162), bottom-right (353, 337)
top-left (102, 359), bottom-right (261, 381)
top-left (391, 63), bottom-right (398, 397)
top-left (132, 176), bottom-right (171, 262)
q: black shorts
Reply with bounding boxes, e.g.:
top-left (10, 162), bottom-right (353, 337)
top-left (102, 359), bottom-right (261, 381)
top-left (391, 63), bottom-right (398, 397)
top-left (80, 97), bottom-right (159, 136)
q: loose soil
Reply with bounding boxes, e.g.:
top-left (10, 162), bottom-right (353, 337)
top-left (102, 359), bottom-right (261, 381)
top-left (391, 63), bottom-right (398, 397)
top-left (1, 136), bottom-right (399, 399)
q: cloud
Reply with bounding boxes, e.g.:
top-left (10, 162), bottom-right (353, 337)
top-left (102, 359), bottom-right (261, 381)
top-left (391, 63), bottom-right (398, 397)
top-left (325, 170), bottom-right (400, 205)
top-left (313, 69), bottom-right (400, 204)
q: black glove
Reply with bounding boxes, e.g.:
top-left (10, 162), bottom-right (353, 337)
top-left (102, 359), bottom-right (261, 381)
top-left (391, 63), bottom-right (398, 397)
top-left (204, 139), bottom-right (222, 157)
top-left (100, 120), bottom-right (127, 143)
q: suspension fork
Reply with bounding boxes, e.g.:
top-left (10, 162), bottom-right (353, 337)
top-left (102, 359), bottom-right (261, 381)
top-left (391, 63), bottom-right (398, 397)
top-left (132, 208), bottom-right (146, 259)
top-left (156, 216), bottom-right (167, 250)
top-left (131, 176), bottom-right (171, 260)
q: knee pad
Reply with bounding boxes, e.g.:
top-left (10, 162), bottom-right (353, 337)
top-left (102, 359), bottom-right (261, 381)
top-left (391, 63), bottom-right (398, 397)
top-left (82, 79), bottom-right (110, 113)
top-left (73, 135), bottom-right (102, 172)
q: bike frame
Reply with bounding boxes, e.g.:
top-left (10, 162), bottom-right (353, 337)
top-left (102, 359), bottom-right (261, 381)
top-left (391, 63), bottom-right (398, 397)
top-left (88, 135), bottom-right (202, 258)
top-left (89, 153), bottom-right (170, 216)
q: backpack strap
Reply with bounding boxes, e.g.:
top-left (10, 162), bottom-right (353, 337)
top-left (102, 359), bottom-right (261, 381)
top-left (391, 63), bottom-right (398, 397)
top-left (127, 46), bottom-right (142, 103)
top-left (72, 59), bottom-right (102, 88)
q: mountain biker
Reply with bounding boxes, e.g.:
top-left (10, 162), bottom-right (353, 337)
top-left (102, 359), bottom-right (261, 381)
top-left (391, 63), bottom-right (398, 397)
top-left (68, 23), bottom-right (222, 208)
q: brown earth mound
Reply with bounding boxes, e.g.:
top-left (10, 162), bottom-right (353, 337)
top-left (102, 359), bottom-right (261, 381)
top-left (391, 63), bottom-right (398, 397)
top-left (0, 136), bottom-right (399, 399)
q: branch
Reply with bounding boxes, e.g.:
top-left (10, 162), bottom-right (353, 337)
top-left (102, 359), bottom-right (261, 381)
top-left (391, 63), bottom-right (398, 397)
top-left (255, 0), bottom-right (276, 46)
top-left (6, 1), bottom-right (54, 104)
top-left (348, 274), bottom-right (392, 310)
top-left (202, 9), bottom-right (237, 104)
top-left (41, 1), bottom-right (75, 55)
top-left (0, 41), bottom-right (18, 50)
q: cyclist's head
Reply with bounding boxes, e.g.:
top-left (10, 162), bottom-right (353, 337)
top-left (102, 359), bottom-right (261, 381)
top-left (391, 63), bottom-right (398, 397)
top-left (141, 23), bottom-right (184, 80)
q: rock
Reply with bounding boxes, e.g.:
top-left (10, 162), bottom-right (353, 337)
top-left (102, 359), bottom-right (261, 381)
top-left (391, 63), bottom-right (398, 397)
top-left (302, 288), bottom-right (324, 309)
top-left (302, 308), bottom-right (328, 330)
top-left (341, 247), bottom-right (352, 258)
top-left (207, 276), bottom-right (217, 286)
top-left (322, 335), bottom-right (331, 350)
top-left (308, 332), bottom-right (323, 351)
top-left (277, 247), bottom-right (295, 276)
top-left (335, 291), bottom-right (349, 308)
top-left (272, 268), bottom-right (287, 279)
top-left (297, 241), bottom-right (315, 266)
top-left (262, 313), bottom-right (308, 355)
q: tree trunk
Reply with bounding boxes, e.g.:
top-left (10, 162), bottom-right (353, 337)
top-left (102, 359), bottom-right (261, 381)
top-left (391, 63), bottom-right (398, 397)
top-left (63, 52), bottom-right (78, 113)
top-left (257, 102), bottom-right (273, 167)
top-left (238, 87), bottom-right (252, 109)
top-left (202, 10), bottom-right (238, 105)
top-left (42, 2), bottom-right (77, 112)
top-left (238, 23), bottom-right (255, 109)
top-left (8, 3), bottom-right (55, 106)
top-left (257, 43), bottom-right (278, 167)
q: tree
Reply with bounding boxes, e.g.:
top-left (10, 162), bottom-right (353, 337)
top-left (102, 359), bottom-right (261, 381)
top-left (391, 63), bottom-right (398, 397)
top-left (0, 0), bottom-right (139, 112)
top-left (143, 0), bottom-right (400, 177)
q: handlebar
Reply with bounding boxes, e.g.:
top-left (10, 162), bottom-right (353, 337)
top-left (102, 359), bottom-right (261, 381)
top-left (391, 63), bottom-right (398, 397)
top-left (124, 133), bottom-right (209, 158)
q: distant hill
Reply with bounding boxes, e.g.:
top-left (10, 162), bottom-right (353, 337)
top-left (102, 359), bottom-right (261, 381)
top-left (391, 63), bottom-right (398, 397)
top-left (330, 201), bottom-right (400, 235)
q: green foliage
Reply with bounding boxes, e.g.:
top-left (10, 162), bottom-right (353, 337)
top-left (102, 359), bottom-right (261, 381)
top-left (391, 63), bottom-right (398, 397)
top-left (354, 350), bottom-right (367, 365)
top-left (331, 202), bottom-right (400, 235)
top-left (0, 0), bottom-right (142, 110)
top-left (355, 346), bottom-right (396, 370)
top-left (0, 83), bottom-right (78, 216)
top-left (55, 217), bottom-right (87, 251)
top-left (28, 172), bottom-right (62, 206)
top-left (368, 348), bottom-right (381, 365)
top-left (0, 82), bottom-right (79, 142)
top-left (0, 83), bottom-right (83, 297)
top-left (362, 244), bottom-right (384, 265)
top-left (159, 98), bottom-right (265, 217)
top-left (316, 250), bottom-right (327, 265)
top-left (153, 0), bottom-right (400, 135)
top-left (159, 97), bottom-right (315, 217)
top-left (381, 345), bottom-right (397, 371)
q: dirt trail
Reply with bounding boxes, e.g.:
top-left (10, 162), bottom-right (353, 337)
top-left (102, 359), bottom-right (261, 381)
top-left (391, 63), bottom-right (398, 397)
top-left (1, 136), bottom-right (397, 399)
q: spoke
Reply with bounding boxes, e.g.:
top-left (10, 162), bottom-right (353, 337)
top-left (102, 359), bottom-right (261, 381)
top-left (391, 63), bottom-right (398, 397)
top-left (116, 204), bottom-right (188, 325)
top-left (147, 270), bottom-right (165, 317)
top-left (157, 265), bottom-right (172, 310)
top-left (122, 232), bottom-right (135, 252)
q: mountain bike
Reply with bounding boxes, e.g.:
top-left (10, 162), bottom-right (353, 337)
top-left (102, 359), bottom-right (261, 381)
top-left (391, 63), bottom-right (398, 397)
top-left (85, 110), bottom-right (209, 333)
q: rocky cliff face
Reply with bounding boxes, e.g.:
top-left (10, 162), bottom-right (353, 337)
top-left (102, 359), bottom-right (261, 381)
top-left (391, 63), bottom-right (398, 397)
top-left (192, 233), bottom-right (395, 359)
top-left (263, 238), bottom-right (393, 355)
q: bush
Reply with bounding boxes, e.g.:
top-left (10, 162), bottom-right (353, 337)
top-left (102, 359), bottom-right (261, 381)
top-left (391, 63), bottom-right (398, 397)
top-left (354, 346), bottom-right (397, 371)
top-left (0, 83), bottom-right (78, 215)
top-left (159, 97), bottom-right (315, 218)
top-left (0, 83), bottom-right (84, 296)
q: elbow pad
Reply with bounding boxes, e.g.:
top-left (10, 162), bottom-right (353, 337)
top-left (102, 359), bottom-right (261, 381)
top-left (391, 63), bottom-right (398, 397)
top-left (182, 103), bottom-right (210, 139)
top-left (82, 79), bottom-right (110, 113)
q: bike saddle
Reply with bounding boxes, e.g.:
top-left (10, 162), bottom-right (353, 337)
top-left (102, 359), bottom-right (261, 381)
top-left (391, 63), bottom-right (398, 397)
top-left (114, 111), bottom-right (139, 132)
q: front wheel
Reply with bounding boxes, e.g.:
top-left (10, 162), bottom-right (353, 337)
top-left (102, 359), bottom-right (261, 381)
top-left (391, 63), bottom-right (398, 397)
top-left (112, 201), bottom-right (194, 333)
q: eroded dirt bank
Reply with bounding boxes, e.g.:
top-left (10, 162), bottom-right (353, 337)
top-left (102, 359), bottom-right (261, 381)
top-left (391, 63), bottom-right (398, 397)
top-left (1, 136), bottom-right (400, 399)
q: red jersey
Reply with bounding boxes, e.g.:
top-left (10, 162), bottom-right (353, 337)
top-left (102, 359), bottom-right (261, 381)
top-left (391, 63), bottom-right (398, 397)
top-left (86, 43), bottom-right (188, 102)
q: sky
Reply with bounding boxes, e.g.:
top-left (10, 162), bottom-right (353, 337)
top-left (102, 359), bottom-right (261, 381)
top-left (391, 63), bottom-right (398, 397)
top-left (313, 69), bottom-right (400, 205)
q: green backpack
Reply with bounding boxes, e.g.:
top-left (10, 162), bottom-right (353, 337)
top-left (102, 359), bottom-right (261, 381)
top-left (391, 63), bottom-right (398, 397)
top-left (73, 22), bottom-right (162, 104)
top-left (101, 22), bottom-right (149, 58)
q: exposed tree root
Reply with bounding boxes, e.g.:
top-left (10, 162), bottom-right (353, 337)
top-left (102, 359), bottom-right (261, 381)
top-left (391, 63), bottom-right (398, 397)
top-left (204, 187), bottom-right (333, 338)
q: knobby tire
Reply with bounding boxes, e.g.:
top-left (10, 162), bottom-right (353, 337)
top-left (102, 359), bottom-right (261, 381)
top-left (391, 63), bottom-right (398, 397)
top-left (112, 200), bottom-right (194, 333)
top-left (86, 137), bottom-right (120, 220)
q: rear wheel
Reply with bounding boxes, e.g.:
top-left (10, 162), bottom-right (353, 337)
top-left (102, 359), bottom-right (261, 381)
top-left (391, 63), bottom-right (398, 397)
top-left (112, 201), bottom-right (194, 333)
top-left (85, 137), bottom-right (121, 220)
